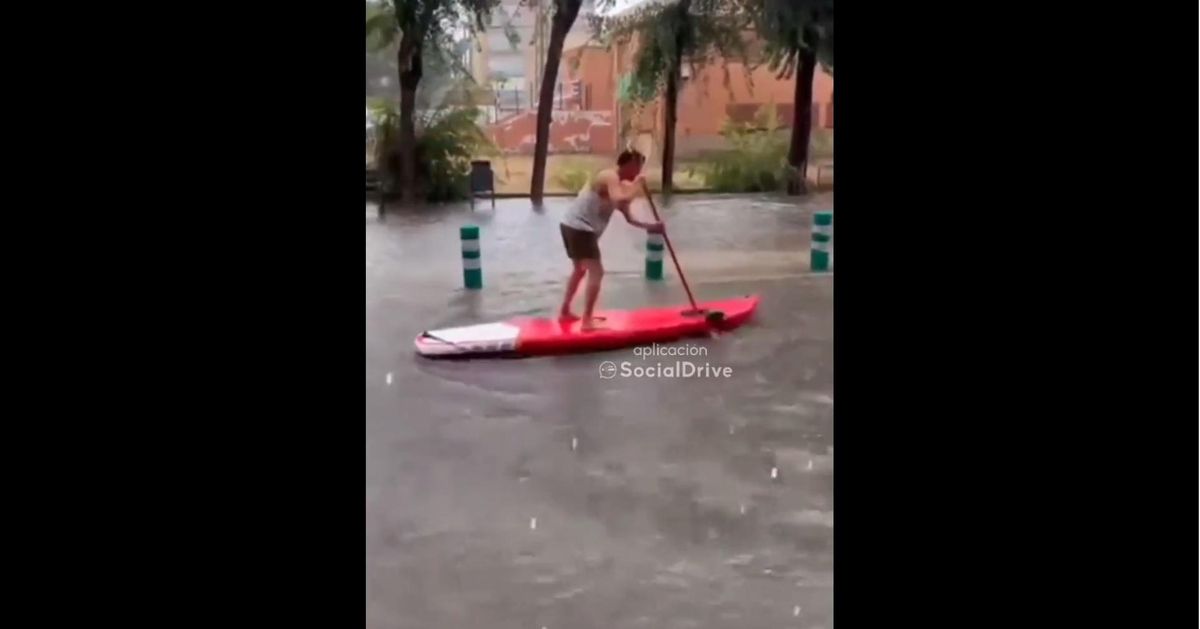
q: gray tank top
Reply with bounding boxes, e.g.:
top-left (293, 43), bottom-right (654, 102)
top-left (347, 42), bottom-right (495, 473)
top-left (560, 185), bottom-right (613, 236)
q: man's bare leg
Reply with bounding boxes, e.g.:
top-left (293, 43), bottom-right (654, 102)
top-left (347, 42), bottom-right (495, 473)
top-left (559, 261), bottom-right (586, 319)
top-left (580, 259), bottom-right (606, 331)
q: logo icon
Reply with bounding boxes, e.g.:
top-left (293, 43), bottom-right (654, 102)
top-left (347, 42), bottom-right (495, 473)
top-left (598, 361), bottom-right (618, 379)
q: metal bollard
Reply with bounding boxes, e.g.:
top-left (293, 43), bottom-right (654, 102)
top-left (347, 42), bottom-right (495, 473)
top-left (811, 211), bottom-right (832, 272)
top-left (645, 232), bottom-right (664, 280)
top-left (461, 225), bottom-right (482, 289)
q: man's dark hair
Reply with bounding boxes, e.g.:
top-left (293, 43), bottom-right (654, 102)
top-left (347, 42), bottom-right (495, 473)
top-left (617, 149), bottom-right (645, 166)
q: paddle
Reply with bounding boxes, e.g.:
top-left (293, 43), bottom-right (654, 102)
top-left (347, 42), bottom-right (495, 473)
top-left (640, 180), bottom-right (725, 326)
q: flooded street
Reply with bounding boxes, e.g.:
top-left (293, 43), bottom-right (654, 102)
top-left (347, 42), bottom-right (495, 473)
top-left (366, 193), bottom-right (834, 629)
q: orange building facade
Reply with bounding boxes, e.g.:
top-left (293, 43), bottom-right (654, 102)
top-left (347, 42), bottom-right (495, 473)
top-left (484, 39), bottom-right (833, 159)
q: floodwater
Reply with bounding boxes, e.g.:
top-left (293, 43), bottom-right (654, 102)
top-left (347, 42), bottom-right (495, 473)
top-left (366, 193), bottom-right (834, 629)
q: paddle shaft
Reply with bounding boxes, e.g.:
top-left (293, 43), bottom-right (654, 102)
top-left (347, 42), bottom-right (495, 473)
top-left (641, 180), bottom-right (699, 312)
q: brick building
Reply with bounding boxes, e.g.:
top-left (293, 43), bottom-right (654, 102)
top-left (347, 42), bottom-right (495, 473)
top-left (474, 0), bottom-right (833, 159)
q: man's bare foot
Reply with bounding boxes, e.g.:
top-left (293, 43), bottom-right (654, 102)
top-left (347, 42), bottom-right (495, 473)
top-left (580, 317), bottom-right (607, 332)
top-left (559, 310), bottom-right (579, 321)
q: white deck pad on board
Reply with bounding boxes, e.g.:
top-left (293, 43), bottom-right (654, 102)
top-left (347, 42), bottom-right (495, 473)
top-left (416, 322), bottom-right (521, 356)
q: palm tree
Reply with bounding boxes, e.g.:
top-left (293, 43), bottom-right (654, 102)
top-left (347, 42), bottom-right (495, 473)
top-left (366, 0), bottom-right (498, 204)
top-left (744, 0), bottom-right (833, 194)
top-left (601, 0), bottom-right (745, 198)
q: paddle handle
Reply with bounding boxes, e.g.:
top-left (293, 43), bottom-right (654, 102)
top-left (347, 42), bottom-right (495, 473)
top-left (641, 180), bottom-right (699, 312)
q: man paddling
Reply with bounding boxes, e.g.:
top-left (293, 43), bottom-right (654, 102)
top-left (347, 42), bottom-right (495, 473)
top-left (559, 149), bottom-right (664, 331)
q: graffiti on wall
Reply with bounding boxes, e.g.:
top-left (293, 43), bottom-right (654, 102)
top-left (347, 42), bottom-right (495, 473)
top-left (488, 110), bottom-right (615, 154)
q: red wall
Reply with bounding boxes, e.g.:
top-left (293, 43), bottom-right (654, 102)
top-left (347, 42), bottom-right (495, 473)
top-left (675, 63), bottom-right (834, 136)
top-left (488, 110), bottom-right (616, 154)
top-left (563, 46), bottom-right (616, 111)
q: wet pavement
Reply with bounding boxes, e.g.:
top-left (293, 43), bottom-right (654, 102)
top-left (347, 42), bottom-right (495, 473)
top-left (366, 193), bottom-right (834, 629)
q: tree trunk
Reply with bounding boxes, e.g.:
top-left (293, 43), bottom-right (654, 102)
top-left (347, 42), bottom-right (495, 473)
top-left (397, 36), bottom-right (423, 205)
top-left (787, 27), bottom-right (818, 196)
top-left (661, 60), bottom-right (679, 198)
top-left (530, 1), bottom-right (582, 203)
top-left (662, 0), bottom-right (689, 200)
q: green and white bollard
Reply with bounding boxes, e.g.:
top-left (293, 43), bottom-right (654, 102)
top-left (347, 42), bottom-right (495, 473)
top-left (811, 211), bottom-right (833, 272)
top-left (645, 232), bottom-right (665, 280)
top-left (461, 225), bottom-right (482, 289)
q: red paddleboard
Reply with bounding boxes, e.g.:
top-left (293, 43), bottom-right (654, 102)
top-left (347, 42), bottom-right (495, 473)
top-left (415, 295), bottom-right (759, 358)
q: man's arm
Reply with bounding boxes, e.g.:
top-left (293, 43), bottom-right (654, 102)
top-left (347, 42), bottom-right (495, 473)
top-left (617, 201), bottom-right (663, 233)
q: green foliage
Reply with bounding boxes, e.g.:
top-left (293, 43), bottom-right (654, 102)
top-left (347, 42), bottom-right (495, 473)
top-left (369, 98), bottom-right (497, 202)
top-left (364, 0), bottom-right (493, 106)
top-left (368, 98), bottom-right (402, 173)
top-left (365, 2), bottom-right (400, 51)
top-left (617, 73), bottom-right (655, 105)
top-left (738, 0), bottom-right (833, 78)
top-left (365, 5), bottom-right (468, 104)
top-left (366, 0), bottom-right (500, 202)
top-left (419, 106), bottom-right (497, 201)
top-left (552, 160), bottom-right (592, 194)
top-left (689, 103), bottom-right (789, 192)
top-left (597, 0), bottom-right (748, 105)
top-left (365, 0), bottom-right (499, 72)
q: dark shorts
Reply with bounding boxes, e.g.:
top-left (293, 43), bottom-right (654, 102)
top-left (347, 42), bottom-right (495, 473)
top-left (560, 223), bottom-right (600, 261)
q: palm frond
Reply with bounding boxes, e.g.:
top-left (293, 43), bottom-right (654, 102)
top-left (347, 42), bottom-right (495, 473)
top-left (601, 0), bottom-right (749, 105)
top-left (365, 4), bottom-right (399, 52)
